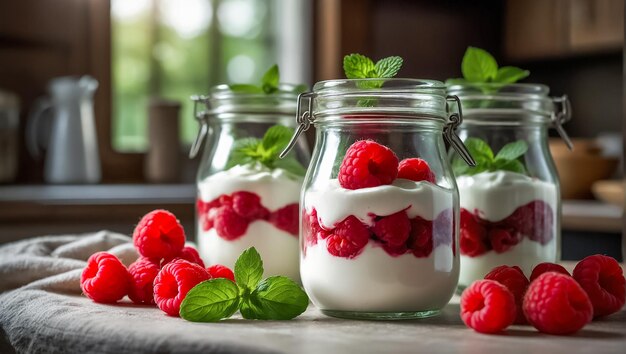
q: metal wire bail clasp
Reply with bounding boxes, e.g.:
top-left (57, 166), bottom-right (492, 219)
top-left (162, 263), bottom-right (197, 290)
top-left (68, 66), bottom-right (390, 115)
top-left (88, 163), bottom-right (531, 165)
top-left (552, 95), bottom-right (574, 150)
top-left (444, 95), bottom-right (476, 167)
top-left (279, 92), bottom-right (316, 158)
top-left (189, 95), bottom-right (209, 158)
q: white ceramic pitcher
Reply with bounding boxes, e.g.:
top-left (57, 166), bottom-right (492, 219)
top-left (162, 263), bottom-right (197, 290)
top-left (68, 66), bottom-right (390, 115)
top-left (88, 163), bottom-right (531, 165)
top-left (27, 76), bottom-right (101, 184)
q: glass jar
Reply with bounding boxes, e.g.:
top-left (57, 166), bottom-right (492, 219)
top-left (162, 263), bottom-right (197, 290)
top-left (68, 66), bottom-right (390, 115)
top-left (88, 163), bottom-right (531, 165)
top-left (281, 79), bottom-right (475, 319)
top-left (447, 83), bottom-right (572, 288)
top-left (190, 85), bottom-right (310, 281)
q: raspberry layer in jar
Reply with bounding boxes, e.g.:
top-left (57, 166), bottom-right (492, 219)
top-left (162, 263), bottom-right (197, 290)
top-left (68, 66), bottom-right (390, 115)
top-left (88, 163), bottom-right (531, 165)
top-left (457, 171), bottom-right (558, 287)
top-left (197, 162), bottom-right (302, 280)
top-left (301, 178), bottom-right (458, 315)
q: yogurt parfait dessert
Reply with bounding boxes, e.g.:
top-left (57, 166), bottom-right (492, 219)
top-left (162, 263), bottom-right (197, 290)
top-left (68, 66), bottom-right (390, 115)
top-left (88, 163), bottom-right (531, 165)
top-left (197, 161), bottom-right (303, 280)
top-left (451, 138), bottom-right (558, 287)
top-left (300, 140), bottom-right (459, 318)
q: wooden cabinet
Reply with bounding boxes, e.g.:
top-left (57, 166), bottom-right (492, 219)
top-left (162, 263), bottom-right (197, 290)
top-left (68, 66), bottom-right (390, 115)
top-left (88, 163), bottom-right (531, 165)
top-left (505, 0), bottom-right (624, 60)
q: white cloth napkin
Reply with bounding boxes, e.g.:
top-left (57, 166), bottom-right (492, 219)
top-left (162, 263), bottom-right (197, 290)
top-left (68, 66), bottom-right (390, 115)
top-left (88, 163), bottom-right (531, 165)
top-left (0, 231), bottom-right (138, 294)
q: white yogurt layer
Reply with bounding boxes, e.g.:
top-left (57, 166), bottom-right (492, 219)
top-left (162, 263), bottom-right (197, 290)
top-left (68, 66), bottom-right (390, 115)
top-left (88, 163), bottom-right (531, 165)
top-left (457, 171), bottom-right (558, 222)
top-left (198, 162), bottom-right (302, 211)
top-left (305, 179), bottom-right (455, 228)
top-left (197, 163), bottom-right (303, 280)
top-left (199, 222), bottom-right (300, 280)
top-left (459, 237), bottom-right (557, 287)
top-left (301, 241), bottom-right (458, 312)
top-left (457, 171), bottom-right (559, 287)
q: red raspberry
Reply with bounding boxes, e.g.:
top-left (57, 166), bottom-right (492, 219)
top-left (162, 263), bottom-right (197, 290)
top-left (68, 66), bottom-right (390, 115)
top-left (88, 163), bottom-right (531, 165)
top-left (153, 259), bottom-right (211, 316)
top-left (213, 205), bottom-right (249, 240)
top-left (207, 264), bottom-right (235, 282)
top-left (303, 208), bottom-right (328, 246)
top-left (133, 210), bottom-right (186, 259)
top-left (573, 255), bottom-right (626, 317)
top-left (219, 194), bottom-right (233, 206)
top-left (523, 272), bottom-right (593, 334)
top-left (269, 203), bottom-right (299, 236)
top-left (128, 257), bottom-right (160, 305)
top-left (489, 228), bottom-right (520, 253)
top-left (407, 216), bottom-right (433, 258)
top-left (397, 158), bottom-right (435, 183)
top-left (506, 201), bottom-right (554, 245)
top-left (459, 209), bottom-right (488, 257)
top-left (80, 252), bottom-right (131, 303)
top-left (460, 279), bottom-right (517, 333)
top-left (197, 198), bottom-right (221, 231)
top-left (338, 140), bottom-right (399, 190)
top-left (529, 262), bottom-right (570, 282)
top-left (484, 265), bottom-right (530, 324)
top-left (163, 246), bottom-right (205, 268)
top-left (231, 191), bottom-right (270, 220)
top-left (372, 211), bottom-right (410, 247)
top-left (326, 216), bottom-right (370, 258)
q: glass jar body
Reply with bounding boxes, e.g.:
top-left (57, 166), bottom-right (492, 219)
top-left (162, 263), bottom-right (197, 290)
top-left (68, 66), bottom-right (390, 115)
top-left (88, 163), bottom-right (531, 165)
top-left (301, 118), bottom-right (460, 319)
top-left (456, 122), bottom-right (560, 288)
top-left (195, 114), bottom-right (309, 281)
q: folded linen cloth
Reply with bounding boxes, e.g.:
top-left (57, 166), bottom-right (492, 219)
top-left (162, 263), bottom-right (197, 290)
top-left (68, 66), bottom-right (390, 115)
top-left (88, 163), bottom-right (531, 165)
top-left (0, 231), bottom-right (138, 294)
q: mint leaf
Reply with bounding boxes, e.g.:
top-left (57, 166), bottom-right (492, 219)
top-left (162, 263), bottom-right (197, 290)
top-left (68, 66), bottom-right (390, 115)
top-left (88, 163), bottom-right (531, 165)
top-left (464, 137), bottom-right (494, 161)
top-left (226, 137), bottom-right (262, 168)
top-left (228, 84), bottom-right (265, 94)
top-left (226, 125), bottom-right (304, 175)
top-left (240, 276), bottom-right (309, 320)
top-left (375, 56), bottom-right (403, 78)
top-left (495, 140), bottom-right (528, 161)
top-left (261, 125), bottom-right (293, 153)
top-left (179, 279), bottom-right (240, 322)
top-left (452, 138), bottom-right (530, 177)
top-left (292, 84), bottom-right (309, 94)
top-left (493, 159), bottom-right (527, 174)
top-left (234, 247), bottom-right (264, 290)
top-left (261, 64), bottom-right (280, 94)
top-left (462, 47), bottom-right (498, 83)
top-left (343, 54), bottom-right (376, 79)
top-left (273, 156), bottom-right (307, 176)
top-left (494, 66), bottom-right (530, 84)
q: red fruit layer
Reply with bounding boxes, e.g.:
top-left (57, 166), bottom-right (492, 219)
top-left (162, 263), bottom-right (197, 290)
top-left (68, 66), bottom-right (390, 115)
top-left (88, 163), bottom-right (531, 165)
top-left (197, 191), bottom-right (297, 241)
top-left (303, 207), bottom-right (454, 259)
top-left (459, 200), bottom-right (554, 257)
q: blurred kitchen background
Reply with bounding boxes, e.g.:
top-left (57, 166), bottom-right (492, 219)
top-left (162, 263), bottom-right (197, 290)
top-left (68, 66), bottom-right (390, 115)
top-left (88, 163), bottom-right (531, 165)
top-left (0, 0), bottom-right (623, 260)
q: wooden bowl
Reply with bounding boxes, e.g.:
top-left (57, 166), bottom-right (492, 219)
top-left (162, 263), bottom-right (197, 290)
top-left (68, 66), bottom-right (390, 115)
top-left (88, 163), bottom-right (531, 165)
top-left (592, 180), bottom-right (625, 208)
top-left (550, 139), bottom-right (619, 199)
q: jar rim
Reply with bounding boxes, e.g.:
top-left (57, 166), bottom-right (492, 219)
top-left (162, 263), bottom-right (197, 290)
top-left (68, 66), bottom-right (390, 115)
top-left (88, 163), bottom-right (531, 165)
top-left (446, 82), bottom-right (550, 97)
top-left (202, 83), bottom-right (303, 100)
top-left (313, 78), bottom-right (446, 96)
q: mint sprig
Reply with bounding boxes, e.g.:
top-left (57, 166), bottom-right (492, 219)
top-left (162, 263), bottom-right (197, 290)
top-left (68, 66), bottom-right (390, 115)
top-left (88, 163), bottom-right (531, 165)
top-left (452, 138), bottom-right (528, 176)
top-left (343, 53), bottom-right (403, 88)
top-left (228, 64), bottom-right (306, 94)
top-left (180, 247), bottom-right (309, 322)
top-left (226, 125), bottom-right (306, 176)
top-left (446, 47), bottom-right (529, 85)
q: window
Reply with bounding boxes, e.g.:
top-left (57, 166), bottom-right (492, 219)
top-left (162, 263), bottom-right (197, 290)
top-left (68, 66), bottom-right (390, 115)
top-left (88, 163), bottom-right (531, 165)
top-left (111, 0), bottom-right (311, 152)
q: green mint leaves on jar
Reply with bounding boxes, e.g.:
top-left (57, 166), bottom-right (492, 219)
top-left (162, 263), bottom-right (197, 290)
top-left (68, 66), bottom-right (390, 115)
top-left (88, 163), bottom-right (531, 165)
top-left (226, 125), bottom-right (307, 176)
top-left (180, 247), bottom-right (309, 322)
top-left (228, 64), bottom-right (307, 94)
top-left (343, 54), bottom-right (403, 89)
top-left (452, 138), bottom-right (529, 176)
top-left (446, 47), bottom-right (529, 85)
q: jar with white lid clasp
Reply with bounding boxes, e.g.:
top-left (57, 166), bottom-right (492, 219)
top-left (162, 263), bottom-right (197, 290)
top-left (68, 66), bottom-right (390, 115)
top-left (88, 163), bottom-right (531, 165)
top-left (281, 79), bottom-right (475, 319)
top-left (447, 83), bottom-right (571, 288)
top-left (190, 85), bottom-right (310, 280)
